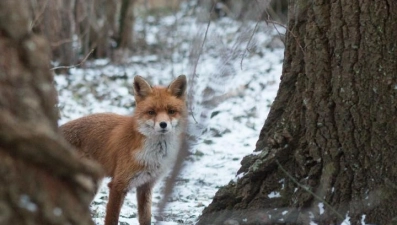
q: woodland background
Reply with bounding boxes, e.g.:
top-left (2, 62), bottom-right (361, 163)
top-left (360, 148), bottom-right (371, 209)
top-left (3, 0), bottom-right (397, 225)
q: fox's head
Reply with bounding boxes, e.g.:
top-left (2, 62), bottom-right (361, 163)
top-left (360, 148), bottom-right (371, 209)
top-left (133, 75), bottom-right (187, 136)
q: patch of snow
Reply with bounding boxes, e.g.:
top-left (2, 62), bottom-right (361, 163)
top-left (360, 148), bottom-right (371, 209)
top-left (318, 202), bottom-right (324, 215)
top-left (341, 212), bottom-right (350, 225)
top-left (19, 195), bottom-right (37, 212)
top-left (279, 179), bottom-right (285, 189)
top-left (232, 172), bottom-right (245, 183)
top-left (361, 214), bottom-right (366, 225)
top-left (268, 192), bottom-right (281, 198)
top-left (53, 207), bottom-right (63, 216)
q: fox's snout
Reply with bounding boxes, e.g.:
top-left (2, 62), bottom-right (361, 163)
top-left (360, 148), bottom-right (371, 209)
top-left (159, 122), bottom-right (167, 129)
top-left (146, 112), bottom-right (175, 134)
top-left (138, 111), bottom-right (181, 135)
top-left (156, 121), bottom-right (171, 134)
top-left (154, 116), bottom-right (179, 134)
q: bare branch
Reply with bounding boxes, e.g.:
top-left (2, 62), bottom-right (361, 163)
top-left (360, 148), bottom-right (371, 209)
top-left (158, 2), bottom-right (216, 218)
top-left (30, 0), bottom-right (50, 30)
top-left (51, 48), bottom-right (94, 71)
top-left (240, 0), bottom-right (266, 70)
top-left (50, 38), bottom-right (73, 48)
top-left (188, 4), bottom-right (214, 124)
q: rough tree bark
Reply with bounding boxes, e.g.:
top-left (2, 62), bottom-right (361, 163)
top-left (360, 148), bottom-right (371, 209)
top-left (0, 1), bottom-right (103, 224)
top-left (198, 1), bottom-right (397, 225)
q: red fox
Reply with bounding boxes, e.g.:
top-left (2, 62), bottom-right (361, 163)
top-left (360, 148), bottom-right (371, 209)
top-left (60, 75), bottom-right (187, 225)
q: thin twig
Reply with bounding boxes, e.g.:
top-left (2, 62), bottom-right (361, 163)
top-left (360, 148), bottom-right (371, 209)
top-left (275, 160), bottom-right (345, 221)
top-left (50, 38), bottom-right (73, 48)
top-left (263, 7), bottom-right (287, 48)
top-left (157, 2), bottom-right (215, 216)
top-left (30, 0), bottom-right (50, 30)
top-left (241, 20), bottom-right (260, 70)
top-left (157, 137), bottom-right (189, 216)
top-left (50, 49), bottom-right (94, 71)
top-left (264, 9), bottom-right (303, 55)
top-left (240, 0), bottom-right (265, 70)
top-left (188, 4), bottom-right (214, 124)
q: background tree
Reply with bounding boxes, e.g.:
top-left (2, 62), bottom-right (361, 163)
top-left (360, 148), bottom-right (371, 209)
top-left (30, 0), bottom-right (78, 71)
top-left (0, 1), bottom-right (103, 224)
top-left (198, 1), bottom-right (397, 225)
top-left (29, 0), bottom-right (185, 68)
top-left (30, 0), bottom-right (128, 65)
top-left (118, 0), bottom-right (136, 50)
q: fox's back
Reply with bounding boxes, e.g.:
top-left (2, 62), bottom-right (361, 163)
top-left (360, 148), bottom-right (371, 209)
top-left (60, 113), bottom-right (136, 165)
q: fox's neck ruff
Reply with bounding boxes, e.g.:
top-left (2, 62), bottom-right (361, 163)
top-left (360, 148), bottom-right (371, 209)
top-left (135, 133), bottom-right (180, 168)
top-left (144, 133), bottom-right (178, 156)
top-left (129, 133), bottom-right (181, 190)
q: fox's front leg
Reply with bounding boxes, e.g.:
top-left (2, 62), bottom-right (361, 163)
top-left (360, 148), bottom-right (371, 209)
top-left (104, 179), bottom-right (128, 225)
top-left (137, 182), bottom-right (154, 225)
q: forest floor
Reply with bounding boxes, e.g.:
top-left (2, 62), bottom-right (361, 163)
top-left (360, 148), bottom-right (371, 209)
top-left (55, 4), bottom-right (284, 224)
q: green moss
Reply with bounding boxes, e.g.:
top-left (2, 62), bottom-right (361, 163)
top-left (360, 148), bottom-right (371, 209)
top-left (249, 148), bottom-right (270, 173)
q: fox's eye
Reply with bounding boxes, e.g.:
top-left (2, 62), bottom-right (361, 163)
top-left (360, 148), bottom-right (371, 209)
top-left (168, 109), bottom-right (176, 115)
top-left (147, 110), bottom-right (155, 115)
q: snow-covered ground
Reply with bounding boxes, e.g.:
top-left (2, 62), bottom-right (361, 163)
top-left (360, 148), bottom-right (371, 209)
top-left (55, 4), bottom-right (284, 225)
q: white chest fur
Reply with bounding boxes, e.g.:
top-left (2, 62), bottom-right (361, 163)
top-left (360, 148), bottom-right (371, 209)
top-left (128, 134), bottom-right (180, 189)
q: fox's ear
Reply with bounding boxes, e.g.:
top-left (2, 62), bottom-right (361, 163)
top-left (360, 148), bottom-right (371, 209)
top-left (134, 76), bottom-right (152, 102)
top-left (168, 75), bottom-right (187, 99)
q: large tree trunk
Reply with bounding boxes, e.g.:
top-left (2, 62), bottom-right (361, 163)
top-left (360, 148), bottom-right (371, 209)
top-left (198, 1), bottom-right (397, 225)
top-left (0, 1), bottom-right (103, 224)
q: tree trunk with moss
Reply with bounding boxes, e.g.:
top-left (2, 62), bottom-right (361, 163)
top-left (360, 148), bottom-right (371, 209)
top-left (198, 1), bottom-right (397, 225)
top-left (0, 1), bottom-right (103, 224)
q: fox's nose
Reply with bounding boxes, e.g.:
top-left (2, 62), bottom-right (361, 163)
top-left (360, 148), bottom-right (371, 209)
top-left (159, 122), bottom-right (167, 129)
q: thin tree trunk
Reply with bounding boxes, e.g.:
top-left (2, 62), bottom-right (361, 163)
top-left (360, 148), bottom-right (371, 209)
top-left (76, 0), bottom-right (119, 59)
top-left (58, 0), bottom-right (76, 72)
top-left (198, 1), bottom-right (397, 225)
top-left (92, 0), bottom-right (119, 58)
top-left (118, 0), bottom-right (135, 50)
top-left (0, 1), bottom-right (103, 224)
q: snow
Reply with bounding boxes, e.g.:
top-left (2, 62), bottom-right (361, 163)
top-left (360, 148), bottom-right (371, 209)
top-left (361, 214), bottom-right (366, 224)
top-left (19, 194), bottom-right (38, 212)
top-left (53, 207), bottom-right (63, 217)
top-left (342, 213), bottom-right (351, 225)
top-left (268, 191), bottom-right (282, 198)
top-left (318, 202), bottom-right (324, 215)
top-left (56, 4), bottom-right (284, 225)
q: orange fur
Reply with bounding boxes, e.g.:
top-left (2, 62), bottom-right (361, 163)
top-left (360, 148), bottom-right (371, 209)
top-left (60, 75), bottom-right (187, 225)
